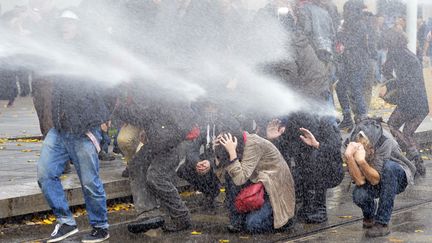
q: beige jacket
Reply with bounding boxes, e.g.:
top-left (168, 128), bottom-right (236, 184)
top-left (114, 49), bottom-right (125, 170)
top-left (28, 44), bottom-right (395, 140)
top-left (225, 133), bottom-right (296, 229)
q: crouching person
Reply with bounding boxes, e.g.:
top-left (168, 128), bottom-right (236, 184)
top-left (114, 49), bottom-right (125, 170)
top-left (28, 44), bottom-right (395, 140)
top-left (214, 126), bottom-right (296, 233)
top-left (345, 118), bottom-right (416, 237)
top-left (126, 96), bottom-right (198, 234)
top-left (267, 112), bottom-right (344, 224)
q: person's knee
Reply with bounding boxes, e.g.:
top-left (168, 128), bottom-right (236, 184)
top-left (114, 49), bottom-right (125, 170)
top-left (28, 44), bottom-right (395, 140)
top-left (352, 187), bottom-right (370, 206)
top-left (382, 161), bottom-right (398, 180)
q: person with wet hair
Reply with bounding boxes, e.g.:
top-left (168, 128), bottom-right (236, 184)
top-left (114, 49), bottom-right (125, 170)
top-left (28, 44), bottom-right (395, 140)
top-left (214, 121), bottom-right (296, 233)
top-left (345, 118), bottom-right (416, 237)
top-left (267, 112), bottom-right (343, 224)
top-left (380, 29), bottom-right (429, 177)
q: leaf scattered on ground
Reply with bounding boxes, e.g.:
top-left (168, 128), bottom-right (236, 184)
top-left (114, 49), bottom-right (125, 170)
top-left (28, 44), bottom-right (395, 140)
top-left (415, 229), bottom-right (424, 233)
top-left (338, 215), bottom-right (353, 219)
top-left (107, 203), bottom-right (133, 213)
top-left (191, 231), bottom-right (202, 235)
top-left (21, 149), bottom-right (32, 152)
top-left (219, 240), bottom-right (229, 243)
top-left (388, 237), bottom-right (404, 243)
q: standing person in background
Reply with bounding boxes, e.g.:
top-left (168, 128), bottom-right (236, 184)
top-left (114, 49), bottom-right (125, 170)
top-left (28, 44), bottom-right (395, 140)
top-left (380, 29), bottom-right (428, 177)
top-left (25, 0), bottom-right (59, 137)
top-left (0, 7), bottom-right (29, 108)
top-left (336, 0), bottom-right (376, 129)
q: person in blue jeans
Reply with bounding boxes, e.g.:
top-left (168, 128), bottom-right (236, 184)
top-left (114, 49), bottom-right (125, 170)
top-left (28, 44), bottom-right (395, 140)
top-left (344, 118), bottom-right (416, 238)
top-left (224, 176), bottom-right (275, 233)
top-left (37, 9), bottom-right (111, 243)
top-left (214, 126), bottom-right (296, 234)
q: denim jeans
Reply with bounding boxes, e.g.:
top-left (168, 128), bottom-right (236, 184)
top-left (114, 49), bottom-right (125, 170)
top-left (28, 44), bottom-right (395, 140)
top-left (352, 161), bottom-right (408, 225)
top-left (37, 128), bottom-right (109, 229)
top-left (101, 131), bottom-right (111, 153)
top-left (225, 176), bottom-right (274, 233)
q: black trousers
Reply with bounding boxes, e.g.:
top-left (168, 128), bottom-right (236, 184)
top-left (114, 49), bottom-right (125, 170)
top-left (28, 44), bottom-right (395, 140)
top-left (128, 130), bottom-right (189, 220)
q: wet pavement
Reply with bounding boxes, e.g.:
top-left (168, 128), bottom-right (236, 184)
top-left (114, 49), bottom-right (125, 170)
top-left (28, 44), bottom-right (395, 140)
top-left (1, 95), bottom-right (432, 242)
top-left (0, 97), bottom-right (41, 139)
top-left (1, 159), bottom-right (431, 243)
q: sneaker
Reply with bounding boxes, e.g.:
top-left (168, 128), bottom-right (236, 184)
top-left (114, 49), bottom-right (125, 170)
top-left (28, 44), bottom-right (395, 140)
top-left (47, 224), bottom-right (78, 243)
top-left (365, 223), bottom-right (390, 237)
top-left (81, 227), bottom-right (109, 243)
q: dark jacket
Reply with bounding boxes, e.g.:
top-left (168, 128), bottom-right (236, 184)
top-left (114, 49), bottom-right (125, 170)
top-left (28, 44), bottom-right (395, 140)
top-left (339, 1), bottom-right (376, 71)
top-left (297, 1), bottom-right (337, 62)
top-left (51, 77), bottom-right (110, 135)
top-left (276, 112), bottom-right (344, 189)
top-left (383, 48), bottom-right (429, 116)
top-left (265, 31), bottom-right (330, 101)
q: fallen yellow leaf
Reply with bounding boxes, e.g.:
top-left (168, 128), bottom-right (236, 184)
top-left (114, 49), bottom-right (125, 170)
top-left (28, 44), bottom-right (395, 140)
top-left (42, 219), bottom-right (53, 225)
top-left (60, 175), bottom-right (67, 180)
top-left (220, 188), bottom-right (226, 192)
top-left (415, 230), bottom-right (424, 233)
top-left (219, 240), bottom-right (229, 243)
top-left (338, 215), bottom-right (353, 219)
top-left (388, 237), bottom-right (404, 243)
top-left (21, 149), bottom-right (32, 152)
top-left (191, 231), bottom-right (202, 235)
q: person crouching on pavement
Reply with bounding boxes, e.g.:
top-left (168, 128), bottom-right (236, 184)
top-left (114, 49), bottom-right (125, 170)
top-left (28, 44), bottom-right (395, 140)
top-left (214, 123), bottom-right (296, 234)
top-left (344, 118), bottom-right (416, 237)
top-left (267, 112), bottom-right (344, 224)
top-left (37, 9), bottom-right (110, 243)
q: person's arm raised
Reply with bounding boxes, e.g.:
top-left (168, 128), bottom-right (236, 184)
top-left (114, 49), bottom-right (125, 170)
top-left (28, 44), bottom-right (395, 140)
top-left (345, 143), bottom-right (366, 186)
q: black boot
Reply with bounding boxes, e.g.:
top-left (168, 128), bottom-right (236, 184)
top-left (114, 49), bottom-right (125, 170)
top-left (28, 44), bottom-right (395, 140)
top-left (413, 155), bottom-right (426, 177)
top-left (298, 189), bottom-right (328, 224)
top-left (162, 215), bottom-right (192, 232)
top-left (338, 113), bottom-right (354, 130)
top-left (128, 214), bottom-right (165, 234)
